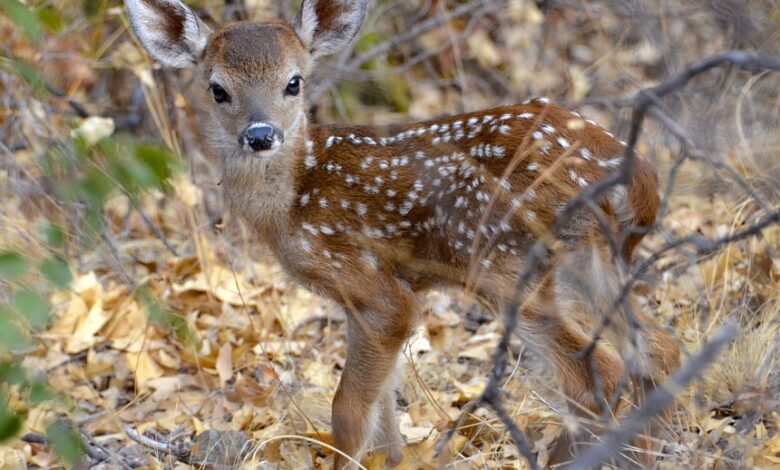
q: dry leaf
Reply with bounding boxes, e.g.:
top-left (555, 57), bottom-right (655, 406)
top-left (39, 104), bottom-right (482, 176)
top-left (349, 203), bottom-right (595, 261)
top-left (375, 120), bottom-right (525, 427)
top-left (127, 350), bottom-right (165, 390)
top-left (216, 342), bottom-right (234, 387)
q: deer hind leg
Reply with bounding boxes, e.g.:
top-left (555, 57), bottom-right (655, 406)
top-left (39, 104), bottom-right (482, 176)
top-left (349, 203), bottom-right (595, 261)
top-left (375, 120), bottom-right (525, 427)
top-left (372, 384), bottom-right (404, 467)
top-left (474, 263), bottom-right (623, 467)
top-left (549, 243), bottom-right (680, 468)
top-left (331, 287), bottom-right (416, 469)
top-left (623, 309), bottom-right (680, 466)
top-left (524, 307), bottom-right (625, 468)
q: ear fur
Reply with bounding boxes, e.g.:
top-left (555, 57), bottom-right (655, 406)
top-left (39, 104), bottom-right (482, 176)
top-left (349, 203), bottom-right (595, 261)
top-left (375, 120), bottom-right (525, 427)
top-left (293, 0), bottom-right (368, 60)
top-left (124, 0), bottom-right (212, 68)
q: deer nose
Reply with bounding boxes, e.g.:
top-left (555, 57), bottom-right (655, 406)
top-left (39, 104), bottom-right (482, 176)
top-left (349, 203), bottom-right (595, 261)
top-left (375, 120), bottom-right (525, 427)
top-left (241, 123), bottom-right (282, 152)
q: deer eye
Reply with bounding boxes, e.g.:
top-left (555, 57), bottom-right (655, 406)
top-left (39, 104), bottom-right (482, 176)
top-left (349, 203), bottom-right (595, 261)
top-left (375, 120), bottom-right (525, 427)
top-left (285, 76), bottom-right (302, 96)
top-left (208, 83), bottom-right (231, 103)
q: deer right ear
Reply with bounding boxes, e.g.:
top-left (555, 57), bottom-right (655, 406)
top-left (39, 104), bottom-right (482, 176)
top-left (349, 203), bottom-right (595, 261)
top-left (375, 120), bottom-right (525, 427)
top-left (293, 0), bottom-right (368, 60)
top-left (124, 0), bottom-right (212, 68)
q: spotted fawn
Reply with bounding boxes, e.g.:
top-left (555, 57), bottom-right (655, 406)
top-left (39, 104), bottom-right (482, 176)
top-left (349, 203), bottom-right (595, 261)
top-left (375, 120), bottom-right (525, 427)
top-left (124, 0), bottom-right (680, 467)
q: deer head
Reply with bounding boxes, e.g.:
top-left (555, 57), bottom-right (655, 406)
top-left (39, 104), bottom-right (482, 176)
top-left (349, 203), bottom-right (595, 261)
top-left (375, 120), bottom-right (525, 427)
top-left (125, 0), bottom-right (368, 156)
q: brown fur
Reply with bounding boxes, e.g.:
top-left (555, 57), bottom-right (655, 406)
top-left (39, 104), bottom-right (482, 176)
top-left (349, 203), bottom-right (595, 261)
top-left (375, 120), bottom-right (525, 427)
top-left (125, 1), bottom-right (680, 467)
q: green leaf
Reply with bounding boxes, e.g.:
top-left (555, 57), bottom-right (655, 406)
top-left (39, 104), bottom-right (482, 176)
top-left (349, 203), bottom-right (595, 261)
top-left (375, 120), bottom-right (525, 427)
top-left (0, 362), bottom-right (27, 384)
top-left (43, 222), bottom-right (66, 248)
top-left (125, 159), bottom-right (157, 190)
top-left (37, 6), bottom-right (63, 33)
top-left (0, 309), bottom-right (31, 351)
top-left (0, 0), bottom-right (42, 43)
top-left (82, 0), bottom-right (102, 17)
top-left (138, 288), bottom-right (198, 346)
top-left (13, 290), bottom-right (51, 330)
top-left (134, 143), bottom-right (179, 189)
top-left (82, 168), bottom-right (113, 206)
top-left (47, 420), bottom-right (85, 466)
top-left (41, 257), bottom-right (72, 288)
top-left (0, 251), bottom-right (27, 279)
top-left (112, 157), bottom-right (155, 197)
top-left (0, 400), bottom-right (22, 443)
top-left (29, 380), bottom-right (56, 404)
top-left (0, 56), bottom-right (46, 95)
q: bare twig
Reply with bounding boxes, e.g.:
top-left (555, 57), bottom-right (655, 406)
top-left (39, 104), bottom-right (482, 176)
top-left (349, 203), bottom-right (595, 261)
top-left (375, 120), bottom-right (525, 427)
top-left (571, 321), bottom-right (740, 470)
top-left (310, 0), bottom-right (503, 103)
top-left (444, 50), bottom-right (780, 468)
top-left (46, 341), bottom-right (113, 373)
top-left (347, 0), bottom-right (502, 70)
top-left (134, 201), bottom-right (179, 256)
top-left (123, 425), bottom-right (172, 453)
top-left (123, 424), bottom-right (192, 464)
top-left (22, 431), bottom-right (129, 467)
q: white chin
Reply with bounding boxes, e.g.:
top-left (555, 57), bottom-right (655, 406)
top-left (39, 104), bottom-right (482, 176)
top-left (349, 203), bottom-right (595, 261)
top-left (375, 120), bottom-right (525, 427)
top-left (242, 141), bottom-right (283, 157)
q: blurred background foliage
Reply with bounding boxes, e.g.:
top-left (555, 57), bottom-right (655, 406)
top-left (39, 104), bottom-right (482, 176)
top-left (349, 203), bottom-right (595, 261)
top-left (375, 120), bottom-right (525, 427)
top-left (0, 0), bottom-right (779, 468)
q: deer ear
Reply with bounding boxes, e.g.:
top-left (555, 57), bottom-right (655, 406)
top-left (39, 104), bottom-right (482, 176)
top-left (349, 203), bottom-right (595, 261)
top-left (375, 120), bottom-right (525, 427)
top-left (293, 0), bottom-right (368, 60)
top-left (124, 0), bottom-right (212, 68)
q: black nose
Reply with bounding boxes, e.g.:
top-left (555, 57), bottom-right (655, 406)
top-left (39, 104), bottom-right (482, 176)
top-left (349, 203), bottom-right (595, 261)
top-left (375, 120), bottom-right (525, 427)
top-left (242, 123), bottom-right (278, 151)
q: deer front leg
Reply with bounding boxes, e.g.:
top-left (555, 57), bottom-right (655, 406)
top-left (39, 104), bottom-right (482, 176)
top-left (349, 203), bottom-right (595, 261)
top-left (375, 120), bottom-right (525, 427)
top-left (372, 372), bottom-right (404, 467)
top-left (332, 295), bottom-right (415, 469)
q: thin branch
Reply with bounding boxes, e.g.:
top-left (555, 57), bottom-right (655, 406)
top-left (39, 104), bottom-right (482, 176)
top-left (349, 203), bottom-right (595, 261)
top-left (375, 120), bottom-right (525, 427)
top-left (310, 0), bottom-right (502, 104)
top-left (21, 431), bottom-right (133, 468)
top-left (123, 424), bottom-right (193, 464)
top-left (134, 200), bottom-right (179, 256)
top-left (467, 50), bottom-right (780, 468)
top-left (571, 321), bottom-right (740, 470)
top-left (346, 0), bottom-right (502, 71)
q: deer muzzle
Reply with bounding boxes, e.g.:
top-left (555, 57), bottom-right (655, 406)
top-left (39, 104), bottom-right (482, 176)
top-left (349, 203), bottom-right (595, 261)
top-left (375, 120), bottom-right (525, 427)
top-left (241, 122), bottom-right (283, 152)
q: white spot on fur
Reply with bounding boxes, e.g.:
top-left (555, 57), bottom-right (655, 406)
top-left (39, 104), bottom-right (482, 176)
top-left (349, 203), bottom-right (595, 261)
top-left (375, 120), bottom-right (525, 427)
top-left (569, 170), bottom-right (589, 188)
top-left (362, 251), bottom-right (378, 270)
top-left (599, 157), bottom-right (623, 168)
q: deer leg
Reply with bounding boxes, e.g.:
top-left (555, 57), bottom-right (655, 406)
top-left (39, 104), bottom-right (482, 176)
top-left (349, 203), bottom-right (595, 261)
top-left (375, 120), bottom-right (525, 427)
top-left (621, 313), bottom-right (680, 467)
top-left (332, 307), bottom-right (413, 469)
top-left (372, 386), bottom-right (404, 467)
top-left (543, 281), bottom-right (678, 466)
top-left (525, 312), bottom-right (624, 468)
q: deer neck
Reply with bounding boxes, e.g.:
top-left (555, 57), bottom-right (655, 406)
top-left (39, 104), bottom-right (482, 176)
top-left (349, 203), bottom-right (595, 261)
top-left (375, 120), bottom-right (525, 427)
top-left (220, 112), bottom-right (309, 240)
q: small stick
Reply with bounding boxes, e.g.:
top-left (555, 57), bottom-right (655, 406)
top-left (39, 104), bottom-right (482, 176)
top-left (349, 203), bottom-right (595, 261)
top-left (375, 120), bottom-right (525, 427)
top-left (570, 321), bottom-right (739, 469)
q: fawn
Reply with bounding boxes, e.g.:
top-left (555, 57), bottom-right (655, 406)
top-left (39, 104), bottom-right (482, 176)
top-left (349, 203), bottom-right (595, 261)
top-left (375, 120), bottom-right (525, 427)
top-left (124, 0), bottom-right (680, 467)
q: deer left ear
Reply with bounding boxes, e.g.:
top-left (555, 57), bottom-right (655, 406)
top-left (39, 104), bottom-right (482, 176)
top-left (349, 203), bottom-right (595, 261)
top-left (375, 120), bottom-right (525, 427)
top-left (293, 0), bottom-right (368, 60)
top-left (125, 0), bottom-right (212, 68)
